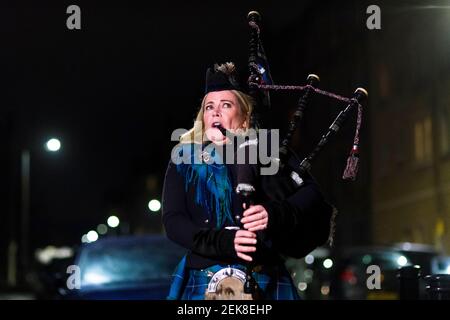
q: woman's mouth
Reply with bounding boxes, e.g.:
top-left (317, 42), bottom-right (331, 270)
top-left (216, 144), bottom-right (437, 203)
top-left (207, 122), bottom-right (227, 140)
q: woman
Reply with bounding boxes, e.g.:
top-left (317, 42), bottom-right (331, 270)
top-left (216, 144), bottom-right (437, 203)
top-left (162, 62), bottom-right (333, 300)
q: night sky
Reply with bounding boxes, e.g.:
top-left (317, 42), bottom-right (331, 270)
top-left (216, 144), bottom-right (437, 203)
top-left (2, 0), bottom-right (371, 251)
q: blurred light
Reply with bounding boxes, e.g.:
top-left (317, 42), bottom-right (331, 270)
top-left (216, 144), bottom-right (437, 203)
top-left (340, 268), bottom-right (357, 285)
top-left (148, 199), bottom-right (161, 212)
top-left (97, 224), bottom-right (108, 235)
top-left (84, 272), bottom-right (109, 285)
top-left (81, 234), bottom-right (88, 243)
top-left (321, 285), bottom-right (330, 296)
top-left (397, 256), bottom-right (408, 267)
top-left (446, 266), bottom-right (450, 275)
top-left (402, 242), bottom-right (412, 251)
top-left (35, 247), bottom-right (54, 265)
top-left (35, 246), bottom-right (73, 265)
top-left (58, 247), bottom-right (73, 258)
top-left (304, 269), bottom-right (314, 281)
top-left (298, 282), bottom-right (308, 291)
top-left (107, 216), bottom-right (120, 228)
top-left (323, 259), bottom-right (333, 269)
top-left (86, 230), bottom-right (98, 242)
top-left (45, 138), bottom-right (61, 152)
top-left (362, 254), bottom-right (372, 264)
top-left (305, 254), bottom-right (314, 265)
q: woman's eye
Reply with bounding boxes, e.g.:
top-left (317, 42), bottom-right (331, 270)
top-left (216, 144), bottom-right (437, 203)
top-left (223, 103), bottom-right (231, 108)
top-left (205, 105), bottom-right (213, 110)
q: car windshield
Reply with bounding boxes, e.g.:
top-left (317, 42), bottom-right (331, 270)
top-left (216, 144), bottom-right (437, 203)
top-left (77, 237), bottom-right (184, 287)
top-left (431, 256), bottom-right (450, 274)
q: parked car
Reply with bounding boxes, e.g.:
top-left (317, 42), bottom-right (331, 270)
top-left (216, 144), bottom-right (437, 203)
top-left (33, 255), bottom-right (76, 299)
top-left (391, 242), bottom-right (439, 275)
top-left (285, 247), bottom-right (334, 300)
top-left (430, 255), bottom-right (450, 275)
top-left (329, 243), bottom-right (441, 300)
top-left (59, 234), bottom-right (185, 300)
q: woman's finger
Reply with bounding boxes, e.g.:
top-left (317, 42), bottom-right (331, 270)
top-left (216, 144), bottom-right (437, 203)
top-left (235, 244), bottom-right (256, 253)
top-left (242, 205), bottom-right (264, 217)
top-left (248, 224), bottom-right (267, 232)
top-left (241, 211), bottom-right (266, 224)
top-left (234, 237), bottom-right (257, 245)
top-left (244, 218), bottom-right (268, 230)
top-left (237, 252), bottom-right (253, 262)
top-left (235, 230), bottom-right (256, 238)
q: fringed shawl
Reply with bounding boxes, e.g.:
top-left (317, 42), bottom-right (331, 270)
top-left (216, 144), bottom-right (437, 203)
top-left (175, 143), bottom-right (234, 229)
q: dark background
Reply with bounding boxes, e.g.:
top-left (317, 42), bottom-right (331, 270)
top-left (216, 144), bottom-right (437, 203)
top-left (1, 0), bottom-right (449, 292)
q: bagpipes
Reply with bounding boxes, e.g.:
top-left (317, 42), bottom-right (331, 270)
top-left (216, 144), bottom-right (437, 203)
top-left (233, 11), bottom-right (368, 297)
top-left (244, 10), bottom-right (367, 194)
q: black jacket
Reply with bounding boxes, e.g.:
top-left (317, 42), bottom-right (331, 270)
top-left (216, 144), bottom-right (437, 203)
top-left (162, 143), bottom-right (333, 269)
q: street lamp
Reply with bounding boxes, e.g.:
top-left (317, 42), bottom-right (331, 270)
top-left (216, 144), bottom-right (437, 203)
top-left (86, 230), bottom-right (99, 242)
top-left (96, 224), bottom-right (108, 235)
top-left (148, 199), bottom-right (161, 212)
top-left (107, 215), bottom-right (120, 228)
top-left (18, 138), bottom-right (61, 285)
top-left (45, 138), bottom-right (61, 152)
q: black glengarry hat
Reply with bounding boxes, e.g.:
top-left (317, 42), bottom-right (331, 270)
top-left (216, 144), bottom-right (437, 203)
top-left (204, 62), bottom-right (242, 94)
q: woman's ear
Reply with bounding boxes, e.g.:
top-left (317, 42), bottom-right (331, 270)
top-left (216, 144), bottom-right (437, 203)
top-left (242, 112), bottom-right (250, 128)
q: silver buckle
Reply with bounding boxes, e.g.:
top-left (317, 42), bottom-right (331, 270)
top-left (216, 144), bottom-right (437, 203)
top-left (206, 267), bottom-right (246, 293)
top-left (204, 267), bottom-right (254, 300)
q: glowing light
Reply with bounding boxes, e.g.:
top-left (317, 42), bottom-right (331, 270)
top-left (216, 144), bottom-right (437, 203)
top-left (397, 256), bottom-right (408, 267)
top-left (35, 246), bottom-right (72, 265)
top-left (304, 269), bottom-right (314, 281)
top-left (305, 255), bottom-right (314, 265)
top-left (84, 272), bottom-right (109, 285)
top-left (97, 224), bottom-right (108, 235)
top-left (148, 199), bottom-right (161, 212)
top-left (298, 282), bottom-right (308, 291)
top-left (362, 254), bottom-right (372, 264)
top-left (402, 242), bottom-right (412, 251)
top-left (321, 285), bottom-right (330, 295)
top-left (323, 259), bottom-right (333, 269)
top-left (81, 234), bottom-right (88, 243)
top-left (107, 216), bottom-right (120, 228)
top-left (446, 266), bottom-right (450, 274)
top-left (86, 231), bottom-right (98, 242)
top-left (45, 138), bottom-right (61, 152)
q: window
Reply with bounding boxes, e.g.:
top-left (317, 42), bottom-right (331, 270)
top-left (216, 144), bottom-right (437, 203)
top-left (439, 107), bottom-right (449, 156)
top-left (414, 116), bottom-right (432, 164)
top-left (378, 63), bottom-right (390, 99)
top-left (393, 124), bottom-right (408, 165)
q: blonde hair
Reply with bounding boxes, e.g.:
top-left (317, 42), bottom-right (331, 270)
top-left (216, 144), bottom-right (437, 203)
top-left (180, 90), bottom-right (254, 144)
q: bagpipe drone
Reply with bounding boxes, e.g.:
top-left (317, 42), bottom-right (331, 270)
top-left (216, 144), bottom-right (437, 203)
top-left (237, 11), bottom-right (368, 297)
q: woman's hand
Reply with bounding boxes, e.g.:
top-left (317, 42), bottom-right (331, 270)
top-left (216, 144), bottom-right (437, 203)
top-left (234, 230), bottom-right (257, 262)
top-left (240, 205), bottom-right (269, 232)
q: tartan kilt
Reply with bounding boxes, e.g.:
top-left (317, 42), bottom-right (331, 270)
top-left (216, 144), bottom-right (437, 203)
top-left (167, 256), bottom-right (300, 300)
